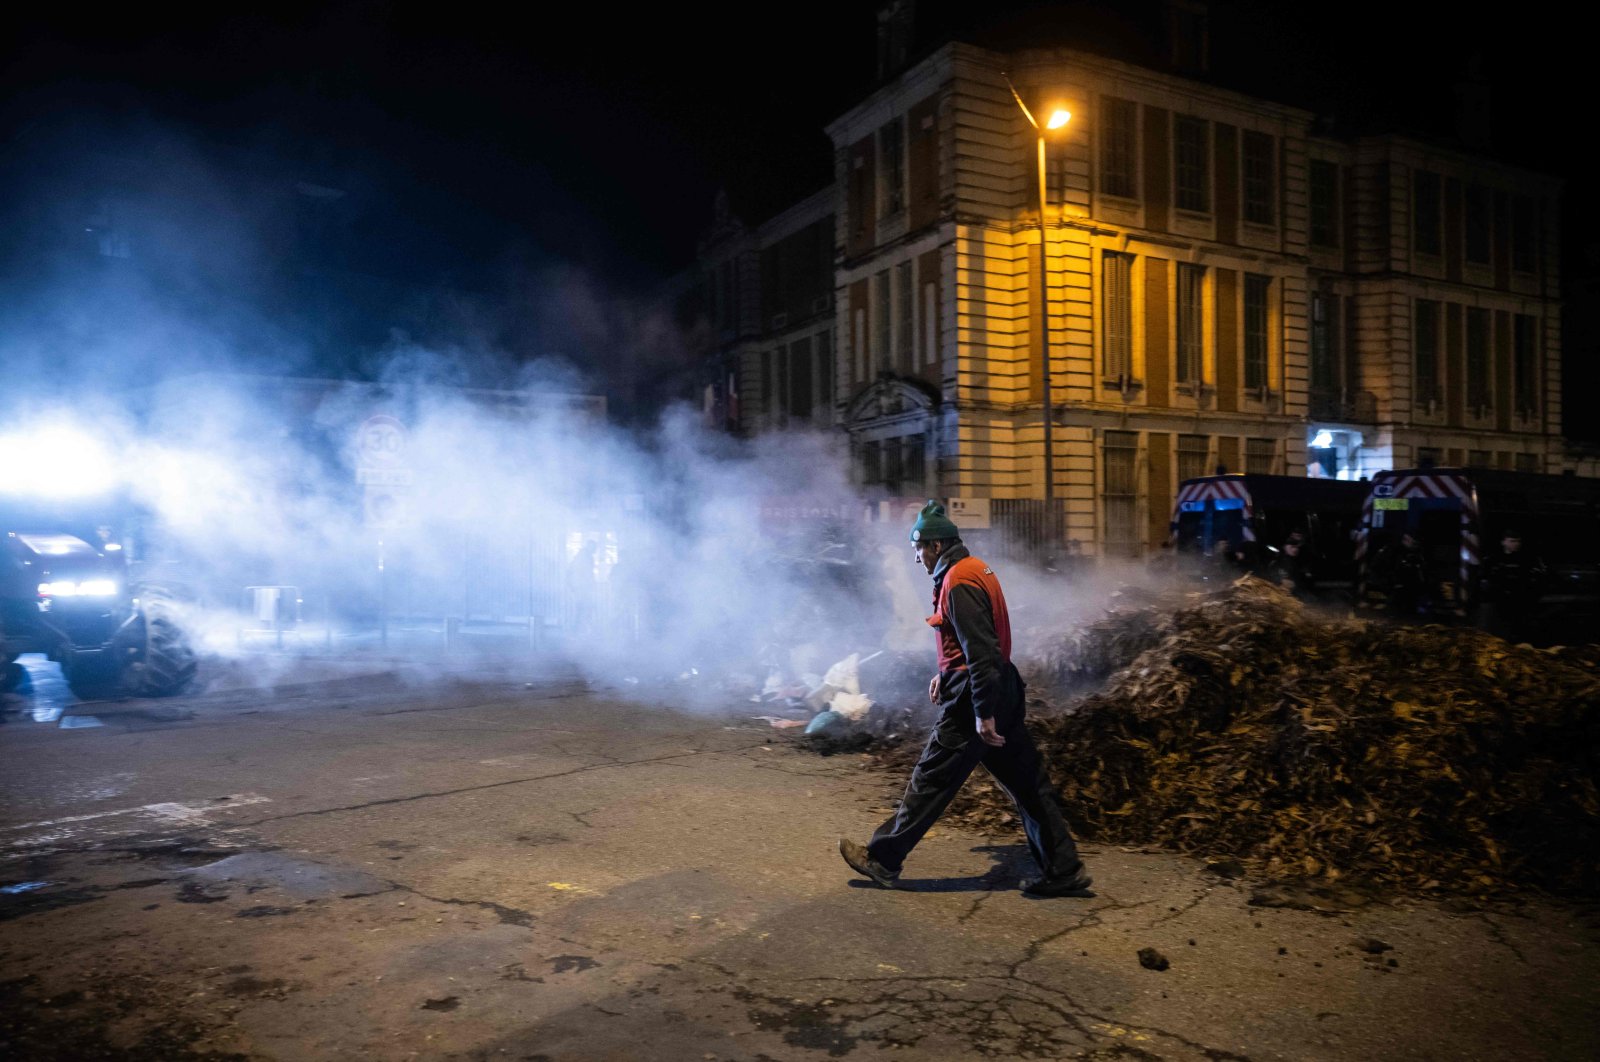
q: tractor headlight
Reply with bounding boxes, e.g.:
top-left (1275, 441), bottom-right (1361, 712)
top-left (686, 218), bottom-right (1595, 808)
top-left (38, 579), bottom-right (119, 598)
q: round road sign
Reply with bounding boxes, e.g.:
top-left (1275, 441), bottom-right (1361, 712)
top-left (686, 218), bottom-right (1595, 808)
top-left (358, 414), bottom-right (407, 466)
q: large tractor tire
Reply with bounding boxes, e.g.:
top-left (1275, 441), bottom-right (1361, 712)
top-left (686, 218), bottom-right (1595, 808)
top-left (120, 612), bottom-right (199, 697)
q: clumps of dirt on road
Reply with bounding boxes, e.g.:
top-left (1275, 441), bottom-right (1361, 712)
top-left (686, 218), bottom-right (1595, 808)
top-left (0, 971), bottom-right (249, 1062)
top-left (857, 579), bottom-right (1600, 898)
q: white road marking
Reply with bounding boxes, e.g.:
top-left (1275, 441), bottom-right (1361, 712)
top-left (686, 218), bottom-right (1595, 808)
top-left (2, 793), bottom-right (270, 849)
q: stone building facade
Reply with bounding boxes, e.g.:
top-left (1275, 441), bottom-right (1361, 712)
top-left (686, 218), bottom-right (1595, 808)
top-left (691, 190), bottom-right (836, 437)
top-left (686, 38), bottom-right (1565, 557)
top-left (822, 42), bottom-right (1563, 556)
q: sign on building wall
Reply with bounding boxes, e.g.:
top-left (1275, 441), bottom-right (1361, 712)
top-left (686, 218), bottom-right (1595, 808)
top-left (947, 497), bottom-right (991, 529)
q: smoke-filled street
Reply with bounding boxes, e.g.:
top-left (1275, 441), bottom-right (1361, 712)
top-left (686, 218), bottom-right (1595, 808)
top-left (5, 4), bottom-right (1600, 1061)
top-left (2, 651), bottom-right (1596, 1061)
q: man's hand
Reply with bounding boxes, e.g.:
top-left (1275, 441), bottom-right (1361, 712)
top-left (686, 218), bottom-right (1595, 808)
top-left (977, 716), bottom-right (1005, 747)
top-left (928, 674), bottom-right (941, 704)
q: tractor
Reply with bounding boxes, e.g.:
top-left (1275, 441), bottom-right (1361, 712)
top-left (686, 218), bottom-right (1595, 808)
top-left (1, 497), bottom-right (197, 699)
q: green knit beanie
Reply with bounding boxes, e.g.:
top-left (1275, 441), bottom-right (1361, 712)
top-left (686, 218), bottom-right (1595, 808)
top-left (909, 500), bottom-right (959, 543)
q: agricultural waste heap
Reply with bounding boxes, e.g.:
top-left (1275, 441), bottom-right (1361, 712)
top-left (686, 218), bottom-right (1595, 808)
top-left (885, 579), bottom-right (1600, 896)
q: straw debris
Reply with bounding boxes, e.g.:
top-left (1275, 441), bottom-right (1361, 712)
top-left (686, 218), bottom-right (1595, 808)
top-left (876, 579), bottom-right (1600, 896)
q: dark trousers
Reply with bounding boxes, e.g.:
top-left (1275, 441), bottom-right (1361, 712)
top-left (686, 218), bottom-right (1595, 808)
top-left (867, 722), bottom-right (1083, 879)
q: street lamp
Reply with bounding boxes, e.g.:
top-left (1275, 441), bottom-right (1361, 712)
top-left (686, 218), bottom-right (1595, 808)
top-left (1005, 75), bottom-right (1071, 554)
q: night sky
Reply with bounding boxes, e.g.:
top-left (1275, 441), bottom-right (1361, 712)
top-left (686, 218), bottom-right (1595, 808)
top-left (1, 2), bottom-right (1590, 421)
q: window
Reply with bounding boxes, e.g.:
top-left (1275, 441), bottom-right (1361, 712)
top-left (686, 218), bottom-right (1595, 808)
top-left (853, 307), bottom-right (868, 381)
top-left (1516, 452), bottom-right (1539, 473)
top-left (849, 152), bottom-right (870, 238)
top-left (921, 282), bottom-right (937, 368)
top-left (895, 261), bottom-right (913, 370)
top-left (1309, 292), bottom-right (1337, 392)
top-left (1417, 446), bottom-right (1443, 468)
top-left (1102, 431), bottom-right (1140, 558)
top-left (1466, 307), bottom-right (1490, 414)
top-left (1414, 170), bottom-right (1442, 256)
top-left (1176, 264), bottom-right (1204, 385)
top-left (1101, 97), bottom-right (1138, 199)
top-left (1465, 184), bottom-right (1490, 264)
top-left (1514, 314), bottom-right (1538, 416)
top-left (1244, 274), bottom-right (1271, 391)
top-left (1242, 131), bottom-right (1275, 225)
top-left (1415, 299), bottom-right (1441, 408)
top-left (760, 349), bottom-right (775, 417)
top-left (1174, 116), bottom-right (1210, 213)
top-left (861, 439), bottom-right (882, 485)
top-left (1245, 438), bottom-right (1276, 475)
top-left (1512, 195), bottom-right (1536, 273)
top-left (874, 270), bottom-right (891, 373)
top-left (1309, 290), bottom-right (1341, 417)
top-left (902, 434), bottom-right (925, 492)
top-left (1468, 449), bottom-right (1491, 468)
top-left (1309, 160), bottom-right (1339, 248)
top-left (1177, 434), bottom-right (1209, 482)
top-left (880, 118), bottom-right (905, 215)
top-left (817, 329), bottom-right (834, 408)
top-left (1102, 252), bottom-right (1134, 379)
top-left (789, 337), bottom-right (813, 420)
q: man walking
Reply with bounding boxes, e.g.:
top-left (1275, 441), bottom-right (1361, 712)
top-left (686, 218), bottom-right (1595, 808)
top-left (839, 502), bottom-right (1092, 898)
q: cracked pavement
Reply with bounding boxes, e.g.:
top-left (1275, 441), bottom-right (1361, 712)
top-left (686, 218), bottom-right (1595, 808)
top-left (2, 657), bottom-right (1597, 1061)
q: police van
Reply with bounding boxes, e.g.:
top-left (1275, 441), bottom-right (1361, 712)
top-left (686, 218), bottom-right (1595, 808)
top-left (1355, 467), bottom-right (1600, 639)
top-left (1168, 475), bottom-right (1370, 597)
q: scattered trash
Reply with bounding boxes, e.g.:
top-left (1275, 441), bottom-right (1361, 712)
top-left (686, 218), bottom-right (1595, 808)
top-left (829, 692), bottom-right (873, 721)
top-left (804, 710), bottom-right (845, 735)
top-left (737, 645), bottom-right (930, 753)
top-left (751, 715), bottom-right (807, 730)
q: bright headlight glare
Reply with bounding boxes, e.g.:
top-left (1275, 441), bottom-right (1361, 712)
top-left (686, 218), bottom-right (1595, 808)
top-left (0, 425), bottom-right (118, 498)
top-left (38, 579), bottom-right (118, 598)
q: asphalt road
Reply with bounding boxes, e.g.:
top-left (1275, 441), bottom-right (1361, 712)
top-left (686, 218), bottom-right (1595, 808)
top-left (2, 652), bottom-right (1597, 1061)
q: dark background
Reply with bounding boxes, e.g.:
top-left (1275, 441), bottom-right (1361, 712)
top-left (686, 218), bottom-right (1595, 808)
top-left (1, 1), bottom-right (1591, 432)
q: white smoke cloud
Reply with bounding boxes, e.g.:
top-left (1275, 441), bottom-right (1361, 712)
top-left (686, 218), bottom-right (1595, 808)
top-left (0, 125), bottom-right (1178, 712)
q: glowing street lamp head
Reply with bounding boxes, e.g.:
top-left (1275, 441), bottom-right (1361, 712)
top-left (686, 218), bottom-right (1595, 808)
top-left (1045, 109), bottom-right (1071, 130)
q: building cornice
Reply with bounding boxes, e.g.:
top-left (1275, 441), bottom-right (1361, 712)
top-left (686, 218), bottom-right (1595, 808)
top-left (755, 186), bottom-right (835, 246)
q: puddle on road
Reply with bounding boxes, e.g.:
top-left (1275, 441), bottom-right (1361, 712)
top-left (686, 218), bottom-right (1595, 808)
top-left (0, 881), bottom-right (53, 895)
top-left (186, 852), bottom-right (394, 901)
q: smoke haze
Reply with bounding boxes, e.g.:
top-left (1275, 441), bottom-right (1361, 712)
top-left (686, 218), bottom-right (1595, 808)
top-left (0, 125), bottom-right (1163, 710)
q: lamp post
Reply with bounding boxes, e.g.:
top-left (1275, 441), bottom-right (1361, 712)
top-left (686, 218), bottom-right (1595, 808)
top-left (1005, 75), bottom-right (1071, 555)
